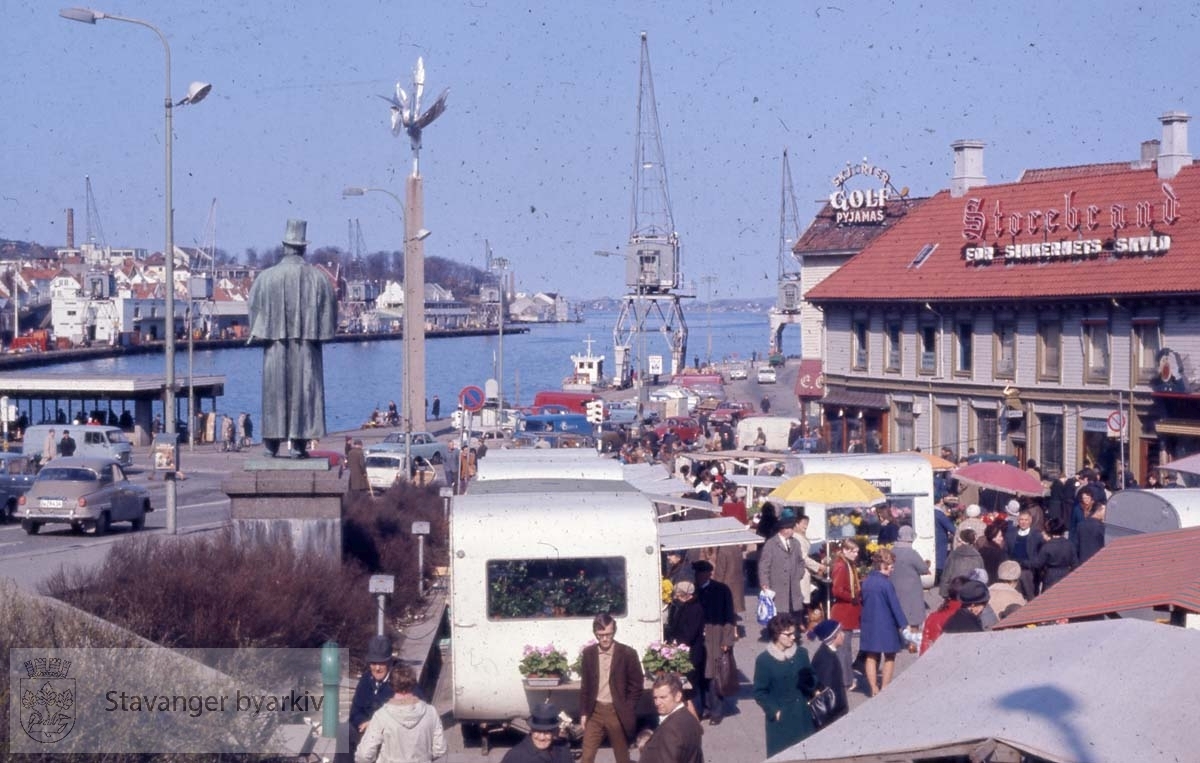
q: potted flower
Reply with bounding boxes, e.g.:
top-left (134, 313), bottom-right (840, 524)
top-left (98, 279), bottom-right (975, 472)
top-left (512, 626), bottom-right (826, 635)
top-left (641, 641), bottom-right (694, 678)
top-left (569, 639), bottom-right (597, 681)
top-left (518, 643), bottom-right (569, 687)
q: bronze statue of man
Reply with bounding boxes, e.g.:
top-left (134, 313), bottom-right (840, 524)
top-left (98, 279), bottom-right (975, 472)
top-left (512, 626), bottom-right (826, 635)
top-left (248, 219), bottom-right (337, 458)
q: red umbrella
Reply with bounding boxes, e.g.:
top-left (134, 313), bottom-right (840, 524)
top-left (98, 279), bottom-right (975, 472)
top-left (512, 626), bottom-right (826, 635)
top-left (953, 461), bottom-right (1045, 497)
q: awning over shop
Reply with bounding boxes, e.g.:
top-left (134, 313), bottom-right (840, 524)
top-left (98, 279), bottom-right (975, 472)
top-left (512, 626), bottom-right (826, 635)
top-left (819, 388), bottom-right (889, 410)
top-left (657, 516), bottom-right (760, 551)
top-left (772, 619), bottom-right (1200, 763)
top-left (1154, 418), bottom-right (1200, 437)
top-left (992, 526), bottom-right (1200, 629)
top-left (794, 359), bottom-right (825, 398)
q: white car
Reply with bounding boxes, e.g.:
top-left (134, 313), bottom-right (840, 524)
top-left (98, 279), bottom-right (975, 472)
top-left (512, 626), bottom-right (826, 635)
top-left (727, 364), bottom-right (748, 380)
top-left (756, 367), bottom-right (777, 384)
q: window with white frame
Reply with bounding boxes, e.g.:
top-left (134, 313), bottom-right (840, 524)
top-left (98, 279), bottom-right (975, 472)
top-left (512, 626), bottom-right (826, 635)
top-left (1132, 319), bottom-right (1161, 385)
top-left (994, 320), bottom-right (1016, 380)
top-left (1084, 320), bottom-right (1110, 383)
top-left (1038, 319), bottom-right (1061, 382)
top-left (852, 319), bottom-right (868, 370)
top-left (938, 405), bottom-right (959, 459)
top-left (886, 321), bottom-right (902, 372)
top-left (1038, 412), bottom-right (1064, 477)
top-left (975, 409), bottom-right (998, 454)
top-left (894, 401), bottom-right (914, 451)
top-left (919, 324), bottom-right (938, 374)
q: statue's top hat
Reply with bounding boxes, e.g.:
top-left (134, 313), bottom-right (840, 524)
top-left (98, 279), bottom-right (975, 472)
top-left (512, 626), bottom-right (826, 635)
top-left (282, 219), bottom-right (309, 248)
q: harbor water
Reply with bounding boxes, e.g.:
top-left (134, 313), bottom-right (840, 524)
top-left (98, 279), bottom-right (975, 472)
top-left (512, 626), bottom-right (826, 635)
top-left (45, 310), bottom-right (776, 433)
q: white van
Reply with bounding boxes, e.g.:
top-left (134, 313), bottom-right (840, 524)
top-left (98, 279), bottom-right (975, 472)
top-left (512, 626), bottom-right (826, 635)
top-left (364, 452), bottom-right (435, 489)
top-left (24, 425), bottom-right (133, 467)
top-left (450, 469), bottom-right (758, 733)
top-left (783, 453), bottom-right (937, 586)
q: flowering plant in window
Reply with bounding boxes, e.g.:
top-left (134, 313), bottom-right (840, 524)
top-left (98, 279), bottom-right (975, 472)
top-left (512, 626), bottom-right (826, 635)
top-left (641, 641), bottom-right (694, 676)
top-left (661, 578), bottom-right (674, 604)
top-left (518, 644), bottom-right (569, 678)
top-left (570, 639), bottom-right (597, 677)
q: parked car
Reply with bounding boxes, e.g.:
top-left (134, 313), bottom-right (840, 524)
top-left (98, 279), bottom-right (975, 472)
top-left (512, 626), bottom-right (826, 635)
top-left (653, 416), bottom-right (704, 444)
top-left (727, 364), bottom-right (749, 380)
top-left (0, 452), bottom-right (37, 521)
top-left (756, 367), bottom-right (778, 384)
top-left (18, 456), bottom-right (152, 535)
top-left (365, 452), bottom-right (437, 489)
top-left (375, 431), bottom-right (450, 464)
top-left (306, 450), bottom-right (345, 477)
top-left (708, 401), bottom-right (755, 425)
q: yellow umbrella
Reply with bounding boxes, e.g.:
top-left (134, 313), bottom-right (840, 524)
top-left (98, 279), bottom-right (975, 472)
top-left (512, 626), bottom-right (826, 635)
top-left (914, 451), bottom-right (956, 470)
top-left (767, 472), bottom-right (887, 508)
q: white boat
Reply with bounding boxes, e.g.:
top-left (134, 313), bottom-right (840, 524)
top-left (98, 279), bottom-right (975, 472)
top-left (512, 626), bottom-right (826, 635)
top-left (562, 336), bottom-right (608, 391)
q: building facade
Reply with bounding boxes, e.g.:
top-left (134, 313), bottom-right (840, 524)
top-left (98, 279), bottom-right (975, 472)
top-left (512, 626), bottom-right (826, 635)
top-left (805, 112), bottom-right (1200, 484)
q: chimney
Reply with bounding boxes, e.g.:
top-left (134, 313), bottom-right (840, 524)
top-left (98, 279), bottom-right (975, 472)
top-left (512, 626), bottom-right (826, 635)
top-left (1133, 139), bottom-right (1160, 169)
top-left (66, 208), bottom-right (75, 249)
top-left (950, 139), bottom-right (986, 198)
top-left (1158, 111), bottom-right (1192, 179)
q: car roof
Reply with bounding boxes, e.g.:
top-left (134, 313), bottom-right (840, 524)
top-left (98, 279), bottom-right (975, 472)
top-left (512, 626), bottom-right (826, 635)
top-left (38, 456), bottom-right (121, 469)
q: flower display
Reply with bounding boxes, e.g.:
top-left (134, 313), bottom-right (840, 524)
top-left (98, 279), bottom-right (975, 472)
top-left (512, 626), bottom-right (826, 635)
top-left (641, 641), bottom-right (694, 676)
top-left (661, 578), bottom-right (674, 604)
top-left (518, 643), bottom-right (569, 678)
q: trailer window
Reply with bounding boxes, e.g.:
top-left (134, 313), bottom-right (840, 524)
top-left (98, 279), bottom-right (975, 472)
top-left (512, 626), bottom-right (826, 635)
top-left (486, 557), bottom-right (627, 619)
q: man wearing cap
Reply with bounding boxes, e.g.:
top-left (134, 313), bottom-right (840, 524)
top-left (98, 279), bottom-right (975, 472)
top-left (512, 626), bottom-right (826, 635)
top-left (988, 560), bottom-right (1027, 620)
top-left (350, 635), bottom-right (394, 751)
top-left (501, 703), bottom-right (571, 762)
top-left (693, 559), bottom-right (737, 725)
top-left (757, 515), bottom-right (811, 622)
top-left (638, 673), bottom-right (704, 763)
top-left (941, 580), bottom-right (990, 634)
top-left (248, 219), bottom-right (337, 459)
top-left (579, 614), bottom-right (643, 763)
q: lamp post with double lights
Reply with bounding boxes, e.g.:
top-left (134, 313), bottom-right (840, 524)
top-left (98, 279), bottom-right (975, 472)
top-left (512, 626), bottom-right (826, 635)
top-left (343, 186), bottom-right (431, 479)
top-left (60, 7), bottom-right (211, 534)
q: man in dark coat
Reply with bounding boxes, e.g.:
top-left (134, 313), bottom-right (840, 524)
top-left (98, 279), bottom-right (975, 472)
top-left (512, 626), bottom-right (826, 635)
top-left (693, 559), bottom-right (737, 724)
top-left (501, 702), bottom-right (572, 763)
top-left (942, 580), bottom-right (989, 634)
top-left (1004, 509), bottom-right (1046, 600)
top-left (1074, 499), bottom-right (1106, 564)
top-left (349, 635), bottom-right (394, 750)
top-left (347, 439), bottom-right (369, 494)
top-left (248, 219), bottom-right (337, 458)
top-left (579, 614), bottom-right (644, 763)
top-left (58, 430), bottom-right (76, 457)
top-left (638, 674), bottom-right (704, 763)
top-left (664, 581), bottom-right (705, 704)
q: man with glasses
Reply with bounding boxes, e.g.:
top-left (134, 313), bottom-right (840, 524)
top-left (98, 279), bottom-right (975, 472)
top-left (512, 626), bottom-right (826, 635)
top-left (579, 614), bottom-right (644, 763)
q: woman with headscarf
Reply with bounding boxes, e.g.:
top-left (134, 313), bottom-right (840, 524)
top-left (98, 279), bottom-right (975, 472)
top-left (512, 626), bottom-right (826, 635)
top-left (858, 548), bottom-right (907, 696)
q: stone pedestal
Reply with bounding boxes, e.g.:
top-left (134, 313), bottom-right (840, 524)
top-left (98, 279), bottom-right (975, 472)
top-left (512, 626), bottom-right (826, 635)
top-left (222, 459), bottom-right (346, 558)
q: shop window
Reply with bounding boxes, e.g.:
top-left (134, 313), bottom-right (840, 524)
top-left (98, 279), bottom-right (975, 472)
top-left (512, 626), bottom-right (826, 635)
top-left (894, 402), bottom-right (914, 451)
top-left (1038, 412), bottom-right (1063, 477)
top-left (1133, 319), bottom-right (1161, 385)
top-left (886, 322), bottom-right (902, 372)
top-left (994, 321), bottom-right (1016, 380)
top-left (487, 557), bottom-right (627, 619)
top-left (852, 320), bottom-right (868, 371)
top-left (955, 322), bottom-right (973, 376)
top-left (919, 324), bottom-right (938, 374)
top-left (975, 409), bottom-right (998, 454)
top-left (1038, 320), bottom-right (1061, 382)
top-left (1084, 320), bottom-right (1110, 383)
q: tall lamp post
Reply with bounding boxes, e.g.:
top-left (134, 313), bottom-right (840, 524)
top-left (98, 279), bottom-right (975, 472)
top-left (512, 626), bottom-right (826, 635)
top-left (491, 256), bottom-right (509, 418)
top-left (343, 186), bottom-right (431, 477)
top-left (60, 7), bottom-right (210, 534)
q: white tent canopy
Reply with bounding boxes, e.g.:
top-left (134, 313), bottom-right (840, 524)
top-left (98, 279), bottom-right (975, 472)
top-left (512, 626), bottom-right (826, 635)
top-left (772, 619), bottom-right (1200, 763)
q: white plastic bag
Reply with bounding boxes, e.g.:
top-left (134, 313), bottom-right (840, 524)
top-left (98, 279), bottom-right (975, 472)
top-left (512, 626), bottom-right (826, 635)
top-left (756, 589), bottom-right (777, 625)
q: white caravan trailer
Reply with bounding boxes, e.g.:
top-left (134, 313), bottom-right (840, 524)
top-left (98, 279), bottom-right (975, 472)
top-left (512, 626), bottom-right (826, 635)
top-left (449, 463), bottom-right (758, 744)
top-left (783, 453), bottom-right (937, 587)
top-left (1105, 488), bottom-right (1200, 542)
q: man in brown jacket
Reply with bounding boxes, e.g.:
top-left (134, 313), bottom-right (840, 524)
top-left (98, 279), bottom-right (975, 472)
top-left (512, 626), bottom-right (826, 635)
top-left (638, 673), bottom-right (704, 763)
top-left (579, 614), bottom-right (644, 763)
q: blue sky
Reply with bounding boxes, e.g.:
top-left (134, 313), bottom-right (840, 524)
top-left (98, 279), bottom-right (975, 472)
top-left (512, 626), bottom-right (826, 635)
top-left (4, 0), bottom-right (1200, 299)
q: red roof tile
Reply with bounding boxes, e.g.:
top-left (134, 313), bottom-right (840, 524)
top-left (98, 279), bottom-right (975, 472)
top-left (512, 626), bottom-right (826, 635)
top-left (1019, 162), bottom-right (1137, 183)
top-left (794, 198), bottom-right (929, 256)
top-left (993, 526), bottom-right (1200, 629)
top-left (806, 163), bottom-right (1200, 302)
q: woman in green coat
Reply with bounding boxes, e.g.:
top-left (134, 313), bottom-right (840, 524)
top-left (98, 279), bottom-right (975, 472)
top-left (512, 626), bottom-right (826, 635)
top-left (753, 613), bottom-right (818, 756)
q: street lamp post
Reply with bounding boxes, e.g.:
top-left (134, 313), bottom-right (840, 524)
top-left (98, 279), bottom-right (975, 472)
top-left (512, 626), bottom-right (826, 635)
top-left (343, 186), bottom-right (431, 479)
top-left (60, 7), bottom-right (210, 534)
top-left (491, 257), bottom-right (509, 420)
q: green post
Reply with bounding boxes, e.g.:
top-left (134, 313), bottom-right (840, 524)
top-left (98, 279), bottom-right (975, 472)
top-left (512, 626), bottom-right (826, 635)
top-left (321, 641), bottom-right (340, 739)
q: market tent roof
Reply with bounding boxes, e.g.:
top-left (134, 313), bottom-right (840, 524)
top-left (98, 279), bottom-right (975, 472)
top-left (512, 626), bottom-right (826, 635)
top-left (771, 619), bottom-right (1200, 763)
top-left (992, 526), bottom-right (1200, 629)
top-left (658, 516), bottom-right (760, 551)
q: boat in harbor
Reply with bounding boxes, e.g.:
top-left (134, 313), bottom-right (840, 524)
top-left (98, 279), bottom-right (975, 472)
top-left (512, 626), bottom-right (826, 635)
top-left (562, 337), bottom-right (609, 391)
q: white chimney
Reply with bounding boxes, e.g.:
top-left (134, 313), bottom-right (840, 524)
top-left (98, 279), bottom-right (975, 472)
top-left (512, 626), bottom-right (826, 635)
top-left (1158, 111), bottom-right (1192, 179)
top-left (1133, 139), bottom-right (1160, 169)
top-left (950, 139), bottom-right (986, 198)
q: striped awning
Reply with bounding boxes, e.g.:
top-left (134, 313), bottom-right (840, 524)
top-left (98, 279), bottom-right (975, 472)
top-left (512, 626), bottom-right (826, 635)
top-left (993, 526), bottom-right (1200, 629)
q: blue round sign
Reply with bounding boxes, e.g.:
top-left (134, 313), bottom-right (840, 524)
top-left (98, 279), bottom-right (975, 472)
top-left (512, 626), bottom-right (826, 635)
top-left (460, 385), bottom-right (486, 412)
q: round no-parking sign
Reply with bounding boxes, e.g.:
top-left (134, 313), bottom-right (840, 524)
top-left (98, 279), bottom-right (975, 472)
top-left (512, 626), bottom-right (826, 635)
top-left (459, 385), bottom-right (486, 412)
top-left (1107, 411), bottom-right (1127, 434)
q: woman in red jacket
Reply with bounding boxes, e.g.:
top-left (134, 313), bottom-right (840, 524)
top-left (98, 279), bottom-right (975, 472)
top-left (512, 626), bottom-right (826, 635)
top-left (828, 539), bottom-right (862, 688)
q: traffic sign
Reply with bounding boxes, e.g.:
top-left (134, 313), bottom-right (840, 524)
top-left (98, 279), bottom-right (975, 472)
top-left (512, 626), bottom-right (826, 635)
top-left (460, 385), bottom-right (486, 412)
top-left (1107, 411), bottom-right (1127, 436)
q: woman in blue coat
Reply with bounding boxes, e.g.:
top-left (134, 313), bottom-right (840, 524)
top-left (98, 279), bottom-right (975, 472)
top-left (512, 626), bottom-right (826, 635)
top-left (859, 548), bottom-right (907, 696)
top-left (753, 614), bottom-right (817, 756)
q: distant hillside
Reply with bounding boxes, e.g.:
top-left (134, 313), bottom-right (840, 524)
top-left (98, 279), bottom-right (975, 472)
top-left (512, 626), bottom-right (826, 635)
top-left (0, 239), bottom-right (56, 260)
